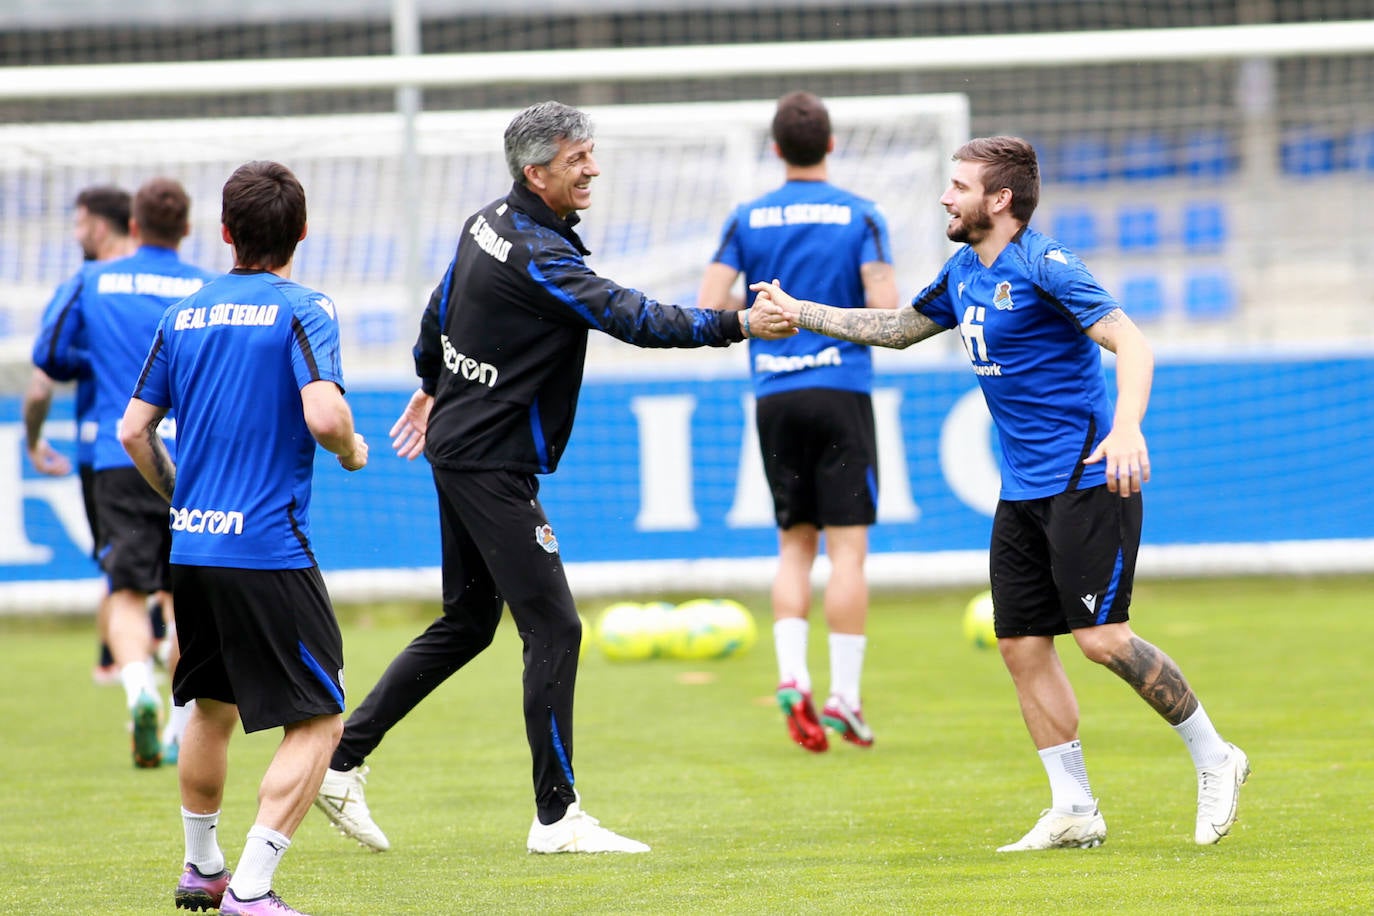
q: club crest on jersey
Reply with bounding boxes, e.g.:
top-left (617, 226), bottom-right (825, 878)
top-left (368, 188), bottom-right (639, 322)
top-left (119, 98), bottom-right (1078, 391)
top-left (535, 524), bottom-right (559, 554)
top-left (993, 280), bottom-right (1015, 310)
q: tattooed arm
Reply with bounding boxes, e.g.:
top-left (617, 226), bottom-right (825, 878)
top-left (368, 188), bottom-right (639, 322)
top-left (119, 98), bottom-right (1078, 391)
top-left (749, 279), bottom-right (945, 349)
top-left (1083, 307), bottom-right (1155, 495)
top-left (118, 397), bottom-right (176, 502)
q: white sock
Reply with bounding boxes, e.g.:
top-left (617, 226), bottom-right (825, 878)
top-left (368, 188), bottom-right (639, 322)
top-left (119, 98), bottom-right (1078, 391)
top-left (230, 825), bottom-right (291, 901)
top-left (163, 700), bottom-right (194, 745)
top-left (181, 808), bottom-right (225, 875)
top-left (1039, 739), bottom-right (1096, 813)
top-left (773, 618), bottom-right (810, 693)
top-left (827, 633), bottom-right (867, 708)
top-left (120, 660), bottom-right (157, 709)
top-left (1173, 704), bottom-right (1230, 769)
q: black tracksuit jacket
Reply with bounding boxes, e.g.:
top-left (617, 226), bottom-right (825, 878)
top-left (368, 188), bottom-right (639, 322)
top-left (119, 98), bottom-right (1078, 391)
top-left (414, 181), bottom-right (745, 475)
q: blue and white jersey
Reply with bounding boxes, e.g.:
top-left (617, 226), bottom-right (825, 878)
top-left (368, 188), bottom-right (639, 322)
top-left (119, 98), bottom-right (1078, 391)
top-left (711, 180), bottom-right (891, 398)
top-left (132, 269), bottom-right (346, 570)
top-left (33, 269), bottom-right (98, 467)
top-left (912, 225), bottom-right (1118, 500)
top-left (32, 246), bottom-right (215, 471)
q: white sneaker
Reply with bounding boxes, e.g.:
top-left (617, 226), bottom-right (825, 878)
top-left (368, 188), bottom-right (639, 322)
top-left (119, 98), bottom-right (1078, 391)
top-left (997, 806), bottom-right (1107, 852)
top-left (1195, 742), bottom-right (1249, 845)
top-left (526, 799), bottom-right (650, 854)
top-left (314, 765), bottom-right (390, 852)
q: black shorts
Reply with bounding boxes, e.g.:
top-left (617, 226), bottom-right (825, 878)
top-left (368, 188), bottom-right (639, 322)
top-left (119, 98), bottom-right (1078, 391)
top-left (93, 466), bottom-right (171, 593)
top-left (989, 484), bottom-right (1142, 638)
top-left (755, 388), bottom-right (878, 530)
top-left (171, 564), bottom-right (345, 733)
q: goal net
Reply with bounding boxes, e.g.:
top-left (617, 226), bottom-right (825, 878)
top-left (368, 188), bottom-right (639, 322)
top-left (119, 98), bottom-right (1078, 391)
top-left (0, 94), bottom-right (968, 386)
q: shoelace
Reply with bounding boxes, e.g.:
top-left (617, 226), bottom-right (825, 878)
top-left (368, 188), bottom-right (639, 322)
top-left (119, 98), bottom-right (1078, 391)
top-left (1197, 767), bottom-right (1223, 807)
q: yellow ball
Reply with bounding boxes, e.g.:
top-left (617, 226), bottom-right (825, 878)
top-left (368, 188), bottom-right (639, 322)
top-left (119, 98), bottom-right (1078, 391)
top-left (665, 598), bottom-right (757, 660)
top-left (596, 602), bottom-right (657, 661)
top-left (963, 590), bottom-right (997, 649)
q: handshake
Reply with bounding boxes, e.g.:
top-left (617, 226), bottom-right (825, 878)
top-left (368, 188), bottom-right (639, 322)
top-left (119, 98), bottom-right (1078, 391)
top-left (742, 280), bottom-right (801, 340)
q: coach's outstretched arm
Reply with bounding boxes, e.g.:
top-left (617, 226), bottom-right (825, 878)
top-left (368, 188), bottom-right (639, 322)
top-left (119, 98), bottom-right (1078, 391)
top-left (750, 279), bottom-right (945, 349)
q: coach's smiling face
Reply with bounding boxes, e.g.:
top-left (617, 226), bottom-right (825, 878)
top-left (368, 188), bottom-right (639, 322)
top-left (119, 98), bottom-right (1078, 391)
top-left (528, 136), bottom-right (600, 219)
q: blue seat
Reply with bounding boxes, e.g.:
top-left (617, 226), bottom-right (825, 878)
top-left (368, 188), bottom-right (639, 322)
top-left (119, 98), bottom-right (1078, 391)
top-left (1117, 206), bottom-right (1162, 251)
top-left (1049, 208), bottom-right (1100, 254)
top-left (1183, 129), bottom-right (1238, 178)
top-left (1344, 126), bottom-right (1374, 172)
top-left (1119, 133), bottom-right (1175, 181)
top-left (354, 310), bottom-right (400, 345)
top-left (1054, 136), bottom-right (1112, 184)
top-left (1280, 127), bottom-right (1339, 175)
top-left (1183, 270), bottom-right (1238, 320)
top-left (1120, 275), bottom-right (1166, 322)
top-left (1181, 201), bottom-right (1228, 253)
top-left (350, 234), bottom-right (398, 280)
top-left (296, 232), bottom-right (338, 278)
top-left (425, 233), bottom-right (456, 276)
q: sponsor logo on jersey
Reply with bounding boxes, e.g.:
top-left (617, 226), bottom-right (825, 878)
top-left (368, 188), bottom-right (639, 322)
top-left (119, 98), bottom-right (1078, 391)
top-left (441, 333), bottom-right (499, 387)
top-left (754, 346), bottom-right (843, 375)
top-left (1045, 249), bottom-right (1069, 265)
top-left (993, 281), bottom-right (1015, 311)
top-left (97, 273), bottom-right (205, 298)
top-left (169, 506), bottom-right (245, 535)
top-left (535, 523), bottom-right (559, 554)
top-left (174, 303), bottom-right (280, 331)
top-left (470, 214), bottom-right (513, 263)
top-left (747, 203), bottom-right (853, 228)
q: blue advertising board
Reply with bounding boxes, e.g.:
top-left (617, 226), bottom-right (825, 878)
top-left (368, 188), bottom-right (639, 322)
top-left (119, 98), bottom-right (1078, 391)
top-left (4, 354), bottom-right (1372, 601)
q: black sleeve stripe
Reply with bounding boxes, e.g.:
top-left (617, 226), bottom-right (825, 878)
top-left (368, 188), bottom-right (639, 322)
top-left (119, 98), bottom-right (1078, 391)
top-left (709, 218), bottom-right (738, 264)
top-left (290, 316), bottom-right (322, 381)
top-left (44, 277), bottom-right (85, 367)
top-left (131, 328), bottom-right (163, 399)
top-left (1035, 284), bottom-right (1090, 333)
top-left (863, 213), bottom-right (889, 264)
top-left (911, 276), bottom-right (949, 313)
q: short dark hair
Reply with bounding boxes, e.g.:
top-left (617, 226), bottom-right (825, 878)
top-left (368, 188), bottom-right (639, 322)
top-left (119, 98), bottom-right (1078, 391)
top-left (221, 161), bottom-right (307, 270)
top-left (771, 91), bottom-right (831, 167)
top-left (952, 136), bottom-right (1041, 223)
top-left (75, 185), bottom-right (131, 235)
top-left (132, 177), bottom-right (191, 247)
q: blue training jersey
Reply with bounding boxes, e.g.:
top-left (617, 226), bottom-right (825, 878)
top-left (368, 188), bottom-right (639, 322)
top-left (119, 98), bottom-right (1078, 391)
top-left (33, 269), bottom-right (98, 467)
top-left (132, 269), bottom-right (346, 570)
top-left (912, 225), bottom-right (1118, 500)
top-left (32, 246), bottom-right (216, 471)
top-left (711, 179), bottom-right (891, 398)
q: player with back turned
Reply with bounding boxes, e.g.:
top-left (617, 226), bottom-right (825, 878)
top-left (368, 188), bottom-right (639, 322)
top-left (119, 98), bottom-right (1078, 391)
top-left (751, 136), bottom-right (1249, 850)
top-left (698, 90), bottom-right (898, 753)
top-left (121, 160), bottom-right (367, 915)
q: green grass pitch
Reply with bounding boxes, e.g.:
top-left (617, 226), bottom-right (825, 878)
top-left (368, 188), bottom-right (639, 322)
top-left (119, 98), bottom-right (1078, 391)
top-left (1, 575), bottom-right (1371, 914)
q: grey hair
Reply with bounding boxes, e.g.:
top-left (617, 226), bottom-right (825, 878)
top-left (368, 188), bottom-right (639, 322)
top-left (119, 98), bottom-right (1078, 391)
top-left (503, 101), bottom-right (595, 183)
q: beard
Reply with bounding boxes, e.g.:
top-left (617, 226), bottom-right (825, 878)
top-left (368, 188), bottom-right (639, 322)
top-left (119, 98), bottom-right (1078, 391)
top-left (946, 203), bottom-right (994, 244)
